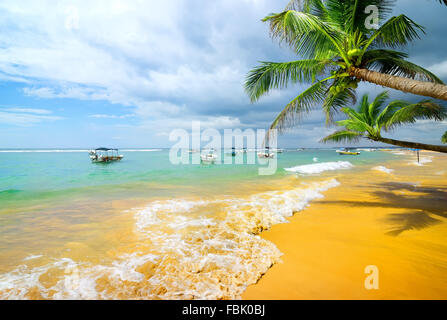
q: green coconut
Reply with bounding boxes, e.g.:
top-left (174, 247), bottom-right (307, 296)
top-left (347, 49), bottom-right (362, 58)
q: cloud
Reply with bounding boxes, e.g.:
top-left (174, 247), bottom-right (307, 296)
top-left (89, 114), bottom-right (134, 119)
top-left (0, 0), bottom-right (445, 148)
top-left (0, 0), bottom-right (290, 121)
top-left (0, 108), bottom-right (63, 126)
top-left (429, 60), bottom-right (447, 78)
top-left (2, 107), bottom-right (52, 114)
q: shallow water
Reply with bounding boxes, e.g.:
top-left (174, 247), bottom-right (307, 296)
top-left (0, 148), bottom-right (406, 299)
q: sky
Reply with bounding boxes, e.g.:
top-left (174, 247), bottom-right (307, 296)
top-left (0, 0), bottom-right (446, 149)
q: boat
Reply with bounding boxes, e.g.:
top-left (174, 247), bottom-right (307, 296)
top-left (258, 147), bottom-right (275, 159)
top-left (336, 148), bottom-right (360, 155)
top-left (200, 148), bottom-right (217, 164)
top-left (89, 148), bottom-right (124, 163)
top-left (225, 147), bottom-right (238, 156)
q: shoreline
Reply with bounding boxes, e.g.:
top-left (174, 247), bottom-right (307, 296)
top-left (1, 150), bottom-right (445, 299)
top-left (242, 151), bottom-right (447, 299)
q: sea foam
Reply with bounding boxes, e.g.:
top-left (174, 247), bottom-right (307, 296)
top-left (372, 166), bottom-right (394, 174)
top-left (0, 179), bottom-right (340, 300)
top-left (285, 161), bottom-right (353, 174)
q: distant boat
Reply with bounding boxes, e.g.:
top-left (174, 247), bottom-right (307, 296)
top-left (258, 147), bottom-right (275, 159)
top-left (89, 148), bottom-right (124, 163)
top-left (201, 149), bottom-right (217, 164)
top-left (336, 148), bottom-right (360, 155)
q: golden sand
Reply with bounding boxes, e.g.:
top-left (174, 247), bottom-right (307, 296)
top-left (243, 152), bottom-right (447, 300)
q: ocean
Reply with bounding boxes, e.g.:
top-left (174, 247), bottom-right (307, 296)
top-left (0, 148), bottom-right (407, 299)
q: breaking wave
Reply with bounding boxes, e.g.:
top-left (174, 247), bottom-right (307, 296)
top-left (372, 166), bottom-right (394, 174)
top-left (0, 179), bottom-right (340, 300)
top-left (285, 161), bottom-right (353, 175)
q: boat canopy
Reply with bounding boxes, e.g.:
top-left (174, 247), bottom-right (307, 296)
top-left (95, 147), bottom-right (118, 151)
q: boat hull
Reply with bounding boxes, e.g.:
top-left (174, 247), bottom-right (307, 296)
top-left (91, 155), bottom-right (124, 163)
top-left (337, 151), bottom-right (360, 155)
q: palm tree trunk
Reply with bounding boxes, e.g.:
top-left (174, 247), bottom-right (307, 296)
top-left (351, 68), bottom-right (447, 101)
top-left (375, 137), bottom-right (447, 153)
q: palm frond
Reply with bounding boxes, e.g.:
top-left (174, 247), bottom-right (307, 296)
top-left (375, 100), bottom-right (408, 128)
top-left (364, 56), bottom-right (444, 84)
top-left (336, 117), bottom-right (370, 133)
top-left (320, 129), bottom-right (363, 143)
top-left (285, 0), bottom-right (308, 11)
top-left (367, 14), bottom-right (425, 49)
top-left (442, 131), bottom-right (447, 144)
top-left (285, 0), bottom-right (330, 17)
top-left (385, 101), bottom-right (447, 129)
top-left (358, 93), bottom-right (370, 115)
top-left (322, 86), bottom-right (357, 123)
top-left (245, 60), bottom-right (330, 102)
top-left (369, 91), bottom-right (390, 120)
top-left (324, 0), bottom-right (394, 34)
top-left (270, 79), bottom-right (330, 132)
top-left (263, 10), bottom-right (345, 60)
top-left (362, 49), bottom-right (408, 61)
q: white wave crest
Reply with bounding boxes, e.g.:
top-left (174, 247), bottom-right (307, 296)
top-left (409, 156), bottom-right (433, 166)
top-left (0, 179), bottom-right (340, 300)
top-left (372, 166), bottom-right (394, 174)
top-left (285, 161), bottom-right (353, 174)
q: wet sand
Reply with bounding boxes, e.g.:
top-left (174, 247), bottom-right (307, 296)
top-left (243, 152), bottom-right (447, 299)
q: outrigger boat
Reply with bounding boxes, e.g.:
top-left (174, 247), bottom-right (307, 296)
top-left (336, 148), bottom-right (360, 155)
top-left (89, 148), bottom-right (124, 163)
top-left (200, 148), bottom-right (217, 164)
top-left (258, 147), bottom-right (275, 159)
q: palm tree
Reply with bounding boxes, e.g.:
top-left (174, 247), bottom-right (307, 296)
top-left (442, 131), bottom-right (447, 144)
top-left (245, 0), bottom-right (447, 133)
top-left (321, 91), bottom-right (447, 153)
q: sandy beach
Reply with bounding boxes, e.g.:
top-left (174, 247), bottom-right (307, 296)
top-left (243, 151), bottom-right (447, 300)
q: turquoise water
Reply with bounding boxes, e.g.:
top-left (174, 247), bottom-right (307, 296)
top-left (0, 148), bottom-right (405, 299)
top-left (0, 148), bottom-right (404, 217)
top-left (0, 148), bottom-right (398, 195)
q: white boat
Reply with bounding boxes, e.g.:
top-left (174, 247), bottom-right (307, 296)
top-left (257, 148), bottom-right (275, 158)
top-left (201, 149), bottom-right (217, 164)
top-left (89, 148), bottom-right (124, 163)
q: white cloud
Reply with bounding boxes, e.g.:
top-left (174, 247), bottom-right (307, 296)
top-left (3, 107), bottom-right (52, 114)
top-left (89, 114), bottom-right (134, 119)
top-left (0, 108), bottom-right (63, 126)
top-left (0, 0), bottom-right (288, 130)
top-left (428, 60), bottom-right (447, 77)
